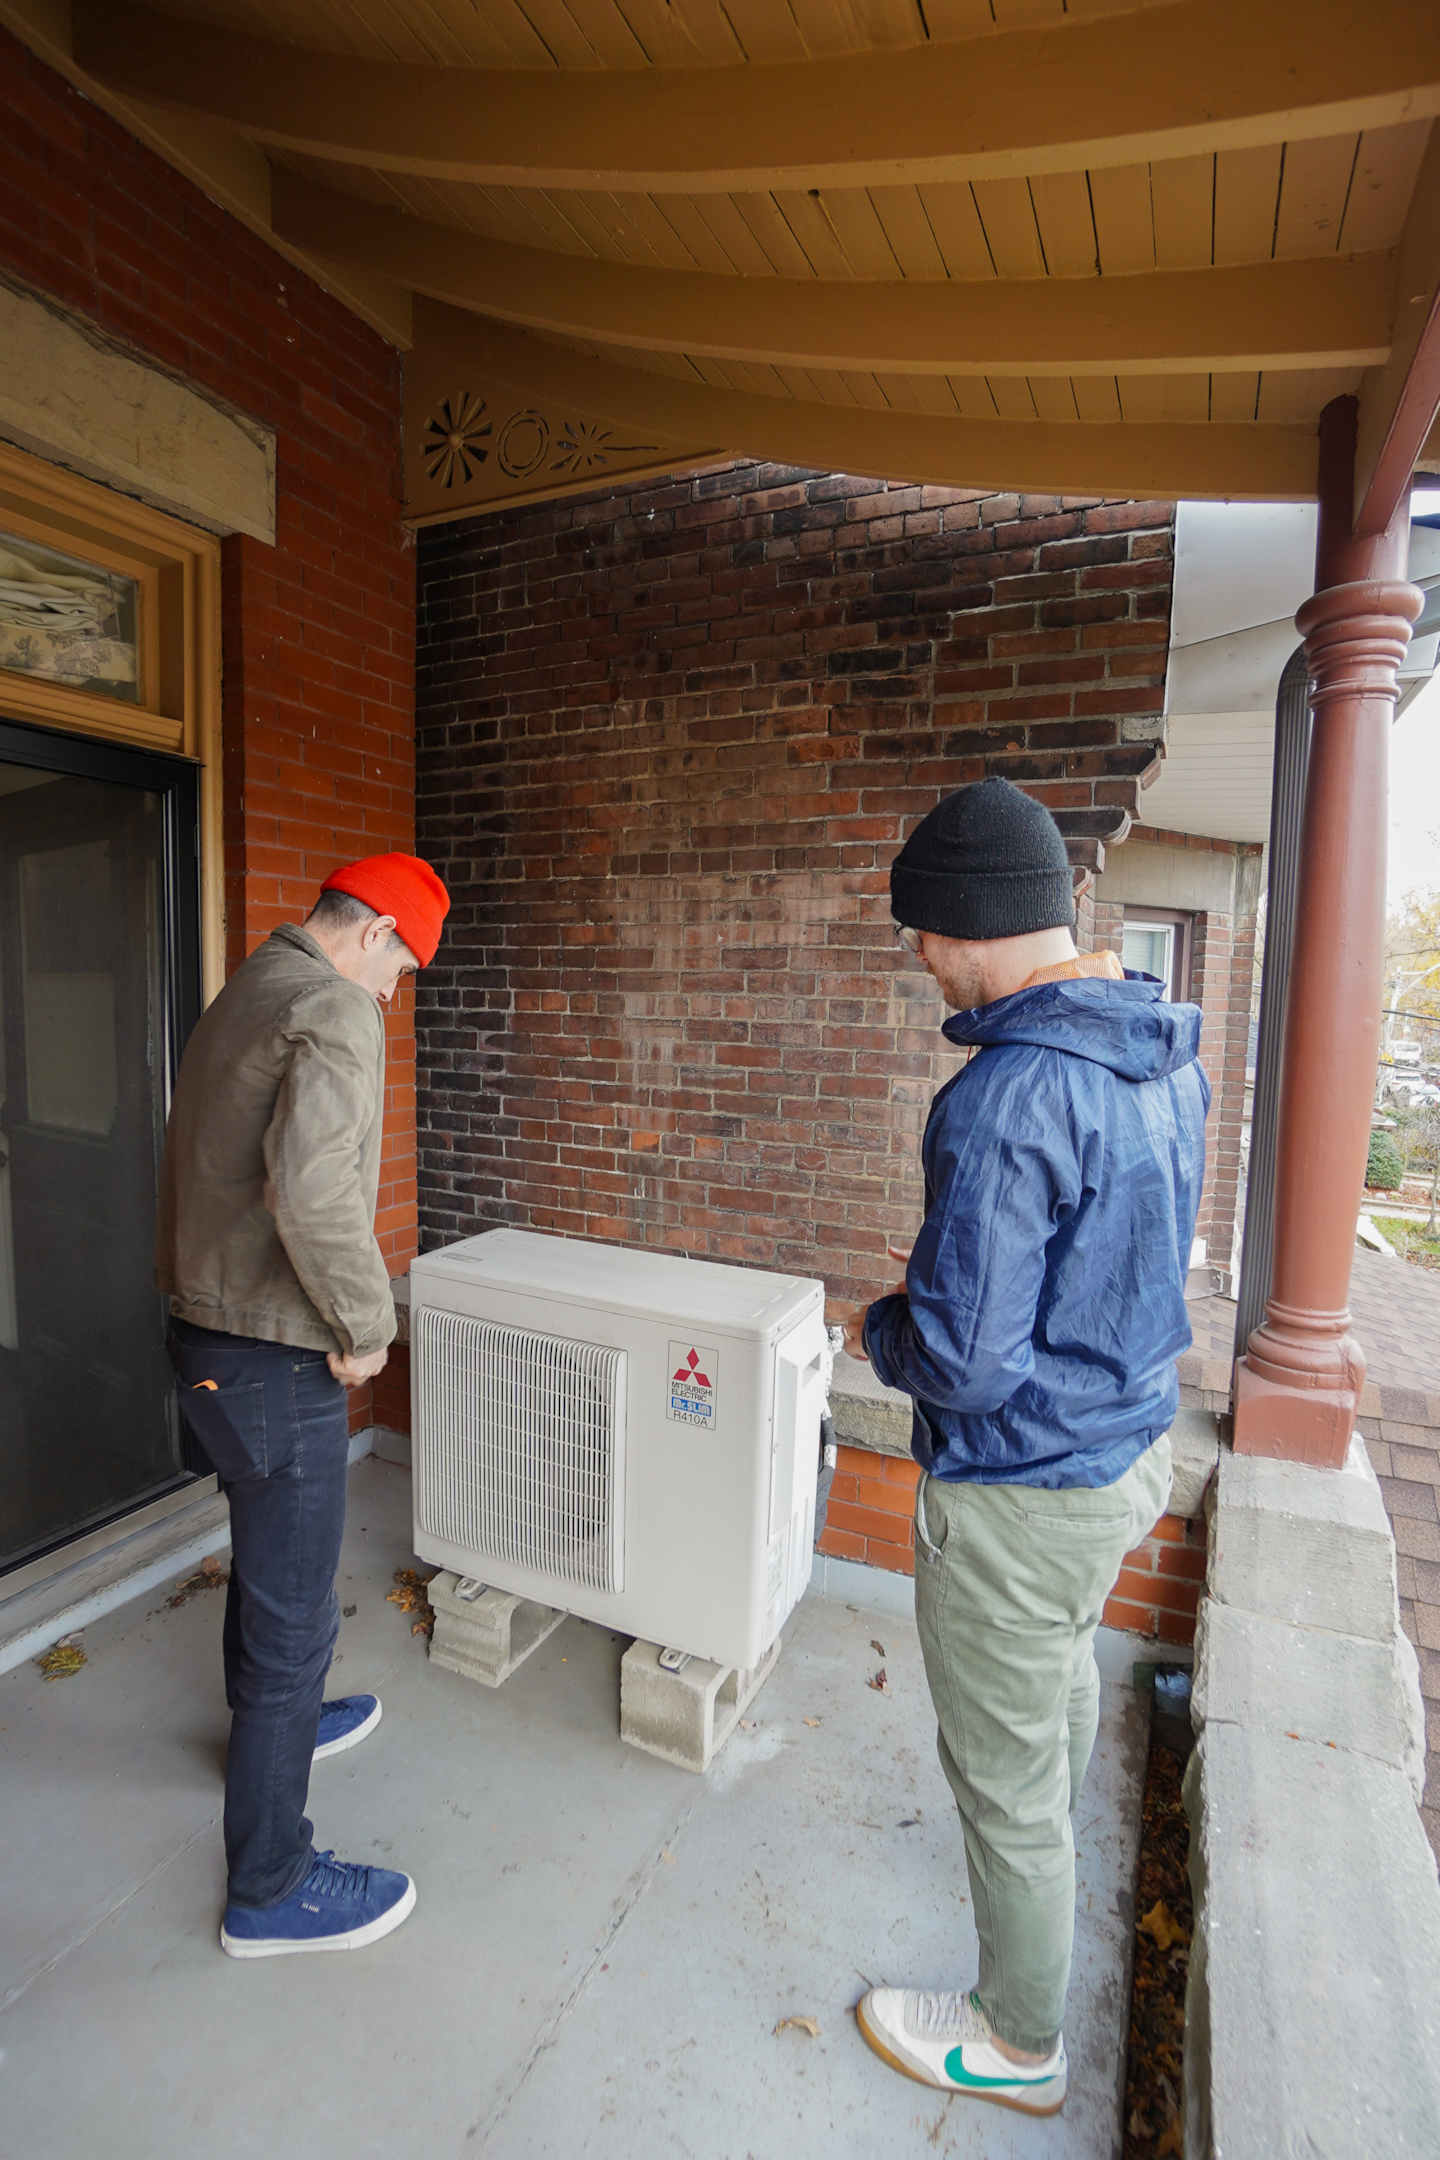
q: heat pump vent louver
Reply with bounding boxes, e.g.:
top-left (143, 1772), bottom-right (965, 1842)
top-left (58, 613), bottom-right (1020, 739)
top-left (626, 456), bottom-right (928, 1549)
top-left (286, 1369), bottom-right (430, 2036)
top-left (414, 1307), bottom-right (626, 1595)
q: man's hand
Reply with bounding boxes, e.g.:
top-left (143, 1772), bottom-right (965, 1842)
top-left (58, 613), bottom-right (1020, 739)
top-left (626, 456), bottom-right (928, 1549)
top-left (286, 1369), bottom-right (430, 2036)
top-left (836, 1302), bottom-right (872, 1362)
top-left (328, 1345), bottom-right (389, 1390)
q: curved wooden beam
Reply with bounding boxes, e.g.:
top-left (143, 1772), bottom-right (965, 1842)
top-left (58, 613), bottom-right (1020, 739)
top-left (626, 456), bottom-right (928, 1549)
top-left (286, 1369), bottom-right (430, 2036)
top-left (409, 299), bottom-right (1318, 505)
top-left (74, 0), bottom-right (1440, 193)
top-left (274, 172), bottom-right (1394, 379)
top-left (1356, 123), bottom-right (1440, 534)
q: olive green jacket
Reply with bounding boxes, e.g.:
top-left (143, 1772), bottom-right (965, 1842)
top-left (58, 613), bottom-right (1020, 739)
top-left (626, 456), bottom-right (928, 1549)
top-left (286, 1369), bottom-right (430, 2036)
top-left (154, 923), bottom-right (396, 1358)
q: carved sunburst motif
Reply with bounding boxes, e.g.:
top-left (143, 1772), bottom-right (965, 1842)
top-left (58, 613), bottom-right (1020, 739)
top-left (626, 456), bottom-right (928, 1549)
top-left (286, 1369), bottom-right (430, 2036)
top-left (421, 392), bottom-right (492, 488)
top-left (551, 418), bottom-right (659, 474)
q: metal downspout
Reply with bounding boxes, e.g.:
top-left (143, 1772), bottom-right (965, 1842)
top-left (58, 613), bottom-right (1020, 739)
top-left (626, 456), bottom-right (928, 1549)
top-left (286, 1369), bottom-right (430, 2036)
top-left (1233, 645), bottom-right (1313, 1362)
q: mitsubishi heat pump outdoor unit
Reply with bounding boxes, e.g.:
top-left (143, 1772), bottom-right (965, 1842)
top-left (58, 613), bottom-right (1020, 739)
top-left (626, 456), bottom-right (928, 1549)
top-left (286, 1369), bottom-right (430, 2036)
top-left (411, 1229), bottom-right (828, 1673)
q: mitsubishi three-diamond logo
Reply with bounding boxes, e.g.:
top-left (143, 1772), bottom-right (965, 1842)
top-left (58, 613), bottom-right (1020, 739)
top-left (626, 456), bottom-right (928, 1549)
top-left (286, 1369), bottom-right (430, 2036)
top-left (666, 1340), bottom-right (718, 1431)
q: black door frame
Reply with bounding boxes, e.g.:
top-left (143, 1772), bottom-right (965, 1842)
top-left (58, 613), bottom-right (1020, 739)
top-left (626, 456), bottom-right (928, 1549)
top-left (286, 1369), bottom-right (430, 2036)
top-left (0, 713), bottom-right (206, 1584)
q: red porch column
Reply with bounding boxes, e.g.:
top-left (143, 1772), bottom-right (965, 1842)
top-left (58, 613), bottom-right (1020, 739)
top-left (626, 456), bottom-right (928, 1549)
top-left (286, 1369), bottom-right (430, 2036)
top-left (1233, 400), bottom-right (1422, 1467)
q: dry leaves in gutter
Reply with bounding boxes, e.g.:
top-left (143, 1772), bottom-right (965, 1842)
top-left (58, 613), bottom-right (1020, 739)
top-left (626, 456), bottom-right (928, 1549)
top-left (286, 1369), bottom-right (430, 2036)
top-left (1123, 1735), bottom-right (1192, 2160)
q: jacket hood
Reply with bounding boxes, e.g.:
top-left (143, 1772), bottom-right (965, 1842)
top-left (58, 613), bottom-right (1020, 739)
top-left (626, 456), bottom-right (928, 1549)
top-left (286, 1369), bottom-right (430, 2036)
top-left (941, 973), bottom-right (1202, 1082)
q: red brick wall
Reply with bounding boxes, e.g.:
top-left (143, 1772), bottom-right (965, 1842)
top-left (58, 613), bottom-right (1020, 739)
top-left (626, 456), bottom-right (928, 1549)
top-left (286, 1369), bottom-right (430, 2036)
top-left (0, 26), bottom-right (417, 1429)
top-left (1100, 1511), bottom-right (1206, 1644)
top-left (1087, 891), bottom-right (1128, 961)
top-left (821, 1445), bottom-right (922, 1573)
top-left (816, 1440), bottom-right (1201, 1644)
top-left (416, 465), bottom-right (1174, 1302)
top-left (372, 1342), bottom-right (411, 1436)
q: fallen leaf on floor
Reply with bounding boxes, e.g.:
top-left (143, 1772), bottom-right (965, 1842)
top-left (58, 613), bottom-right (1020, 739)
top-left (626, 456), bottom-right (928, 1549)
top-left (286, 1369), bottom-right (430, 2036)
top-left (342, 1604), bottom-right (357, 1618)
top-left (162, 1554), bottom-right (230, 1610)
top-left (387, 1568), bottom-right (436, 1639)
top-left (1138, 1899), bottom-right (1189, 1953)
top-left (38, 1639), bottom-right (86, 1680)
top-left (868, 1668), bottom-right (891, 1694)
top-left (1157, 2113), bottom-right (1183, 2156)
top-left (803, 1718), bottom-right (821, 1728)
top-left (774, 2016), bottom-right (820, 2039)
top-left (870, 1639), bottom-right (886, 1657)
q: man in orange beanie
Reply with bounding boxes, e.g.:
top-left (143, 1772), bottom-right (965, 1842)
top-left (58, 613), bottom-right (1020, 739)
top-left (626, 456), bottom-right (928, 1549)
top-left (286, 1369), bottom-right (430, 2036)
top-left (155, 852), bottom-right (448, 1959)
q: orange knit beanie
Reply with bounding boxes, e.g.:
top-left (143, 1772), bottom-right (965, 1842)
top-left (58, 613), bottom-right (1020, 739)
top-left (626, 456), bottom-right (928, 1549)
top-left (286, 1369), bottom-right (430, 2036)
top-left (320, 852), bottom-right (450, 966)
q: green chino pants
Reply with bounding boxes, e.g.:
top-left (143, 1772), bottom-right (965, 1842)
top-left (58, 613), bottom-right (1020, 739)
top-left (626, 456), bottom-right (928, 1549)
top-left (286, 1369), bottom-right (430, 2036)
top-left (913, 1434), bottom-right (1173, 2054)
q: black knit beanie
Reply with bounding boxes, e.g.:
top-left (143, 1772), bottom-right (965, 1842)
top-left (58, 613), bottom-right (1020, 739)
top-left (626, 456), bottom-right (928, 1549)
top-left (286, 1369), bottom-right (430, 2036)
top-left (890, 777), bottom-right (1075, 940)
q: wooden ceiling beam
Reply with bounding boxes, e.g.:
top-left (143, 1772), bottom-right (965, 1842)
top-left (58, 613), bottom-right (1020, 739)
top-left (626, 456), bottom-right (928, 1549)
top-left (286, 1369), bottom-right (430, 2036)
top-left (274, 172), bottom-right (1395, 379)
top-left (409, 299), bottom-right (1319, 506)
top-left (1355, 125), bottom-right (1440, 536)
top-left (73, 0), bottom-right (1440, 194)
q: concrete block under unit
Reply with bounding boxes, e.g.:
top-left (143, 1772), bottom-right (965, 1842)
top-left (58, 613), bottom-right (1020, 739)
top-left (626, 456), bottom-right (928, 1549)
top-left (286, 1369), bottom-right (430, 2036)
top-left (1206, 1432), bottom-right (1397, 1640)
top-left (428, 1571), bottom-right (565, 1689)
top-left (620, 1636), bottom-right (781, 1773)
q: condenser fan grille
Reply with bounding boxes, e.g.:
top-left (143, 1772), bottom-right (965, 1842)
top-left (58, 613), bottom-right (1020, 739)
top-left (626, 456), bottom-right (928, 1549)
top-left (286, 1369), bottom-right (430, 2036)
top-left (415, 1308), bottom-right (626, 1593)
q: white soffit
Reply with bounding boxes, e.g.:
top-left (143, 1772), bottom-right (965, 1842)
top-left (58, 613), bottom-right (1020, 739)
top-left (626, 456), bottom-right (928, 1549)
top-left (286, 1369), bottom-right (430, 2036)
top-left (0, 273), bottom-right (276, 543)
top-left (1166, 616), bottom-right (1301, 718)
top-left (1140, 713), bottom-right (1274, 844)
top-left (1170, 502), bottom-right (1318, 650)
top-left (1154, 504), bottom-right (1440, 842)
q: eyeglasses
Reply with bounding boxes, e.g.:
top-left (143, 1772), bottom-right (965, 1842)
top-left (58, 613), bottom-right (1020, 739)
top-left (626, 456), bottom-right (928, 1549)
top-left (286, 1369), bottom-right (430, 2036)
top-left (894, 923), bottom-right (924, 955)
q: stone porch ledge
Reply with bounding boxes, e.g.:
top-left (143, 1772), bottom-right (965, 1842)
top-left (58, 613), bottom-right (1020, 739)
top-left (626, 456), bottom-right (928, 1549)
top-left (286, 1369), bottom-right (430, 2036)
top-left (1185, 1433), bottom-right (1440, 2156)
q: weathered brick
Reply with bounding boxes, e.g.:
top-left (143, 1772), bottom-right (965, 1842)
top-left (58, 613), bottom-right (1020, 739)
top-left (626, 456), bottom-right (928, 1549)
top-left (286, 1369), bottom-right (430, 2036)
top-left (416, 462), bottom-right (1176, 1310)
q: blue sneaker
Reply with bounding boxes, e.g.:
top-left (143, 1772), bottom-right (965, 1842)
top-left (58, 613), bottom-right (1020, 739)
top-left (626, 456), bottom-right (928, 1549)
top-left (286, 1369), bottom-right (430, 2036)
top-left (313, 1694), bottom-right (382, 1761)
top-left (220, 1851), bottom-right (415, 1959)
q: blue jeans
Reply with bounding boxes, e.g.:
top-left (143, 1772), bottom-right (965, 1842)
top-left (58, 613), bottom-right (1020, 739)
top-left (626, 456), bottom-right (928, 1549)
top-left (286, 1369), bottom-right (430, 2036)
top-left (168, 1317), bottom-right (350, 1909)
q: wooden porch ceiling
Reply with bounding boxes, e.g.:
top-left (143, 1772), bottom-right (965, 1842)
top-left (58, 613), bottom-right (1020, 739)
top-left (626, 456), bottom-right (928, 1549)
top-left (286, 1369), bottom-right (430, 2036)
top-left (7, 0), bottom-right (1440, 525)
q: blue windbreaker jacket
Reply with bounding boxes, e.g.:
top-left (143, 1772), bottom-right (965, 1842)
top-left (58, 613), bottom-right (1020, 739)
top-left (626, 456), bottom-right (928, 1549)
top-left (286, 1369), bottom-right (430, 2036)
top-left (863, 974), bottom-right (1210, 1489)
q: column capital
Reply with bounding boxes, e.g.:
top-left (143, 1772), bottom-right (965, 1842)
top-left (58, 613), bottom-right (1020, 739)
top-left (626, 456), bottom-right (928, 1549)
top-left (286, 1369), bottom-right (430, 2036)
top-left (1296, 579), bottom-right (1422, 695)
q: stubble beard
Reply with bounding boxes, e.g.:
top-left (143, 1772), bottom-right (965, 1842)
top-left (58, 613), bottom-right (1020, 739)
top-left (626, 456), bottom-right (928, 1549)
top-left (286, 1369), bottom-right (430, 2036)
top-left (926, 949), bottom-right (991, 1012)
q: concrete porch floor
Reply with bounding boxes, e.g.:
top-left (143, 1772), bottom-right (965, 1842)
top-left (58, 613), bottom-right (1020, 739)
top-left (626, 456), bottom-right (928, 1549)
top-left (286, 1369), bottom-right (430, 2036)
top-left (0, 1456), bottom-right (1148, 2160)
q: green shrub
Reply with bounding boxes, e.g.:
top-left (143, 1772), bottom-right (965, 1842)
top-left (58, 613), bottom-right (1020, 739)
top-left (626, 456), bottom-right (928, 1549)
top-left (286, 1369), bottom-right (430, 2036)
top-left (1366, 1130), bottom-right (1405, 1190)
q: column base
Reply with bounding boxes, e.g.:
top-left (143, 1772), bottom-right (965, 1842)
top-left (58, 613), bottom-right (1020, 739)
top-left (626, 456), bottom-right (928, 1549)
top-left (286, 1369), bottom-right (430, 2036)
top-left (1231, 1357), bottom-right (1358, 1469)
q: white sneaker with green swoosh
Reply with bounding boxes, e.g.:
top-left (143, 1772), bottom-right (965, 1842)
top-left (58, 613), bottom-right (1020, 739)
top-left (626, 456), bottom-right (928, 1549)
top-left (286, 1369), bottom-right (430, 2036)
top-left (856, 1986), bottom-right (1067, 2115)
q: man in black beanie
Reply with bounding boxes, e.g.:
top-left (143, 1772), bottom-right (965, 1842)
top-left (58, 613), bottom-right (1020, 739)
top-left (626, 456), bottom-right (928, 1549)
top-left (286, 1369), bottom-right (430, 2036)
top-left (848, 777), bottom-right (1209, 2118)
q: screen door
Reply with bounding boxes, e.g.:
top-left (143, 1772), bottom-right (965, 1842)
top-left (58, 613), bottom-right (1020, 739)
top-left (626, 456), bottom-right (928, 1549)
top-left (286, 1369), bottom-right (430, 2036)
top-left (0, 718), bottom-right (200, 1577)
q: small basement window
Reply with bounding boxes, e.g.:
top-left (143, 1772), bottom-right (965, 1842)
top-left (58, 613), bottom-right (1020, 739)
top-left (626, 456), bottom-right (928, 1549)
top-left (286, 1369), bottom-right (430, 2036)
top-left (1121, 908), bottom-right (1193, 1001)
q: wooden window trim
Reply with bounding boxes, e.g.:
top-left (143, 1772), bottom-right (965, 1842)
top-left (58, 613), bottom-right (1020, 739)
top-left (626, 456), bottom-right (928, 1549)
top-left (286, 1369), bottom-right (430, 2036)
top-left (1122, 905), bottom-right (1194, 1003)
top-left (0, 441), bottom-right (222, 1001)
